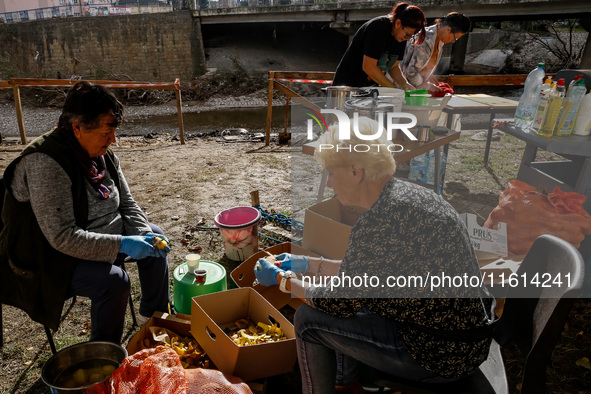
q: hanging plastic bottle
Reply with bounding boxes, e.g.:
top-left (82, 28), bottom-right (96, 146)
top-left (573, 92), bottom-right (591, 136)
top-left (514, 63), bottom-right (545, 129)
top-left (555, 78), bottom-right (587, 136)
top-left (532, 77), bottom-right (553, 133)
top-left (539, 78), bottom-right (566, 137)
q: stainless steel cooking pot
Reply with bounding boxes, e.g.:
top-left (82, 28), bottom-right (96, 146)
top-left (324, 86), bottom-right (364, 110)
top-left (344, 97), bottom-right (398, 121)
top-left (41, 341), bottom-right (127, 393)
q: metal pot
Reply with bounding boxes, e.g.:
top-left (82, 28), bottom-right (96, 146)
top-left (344, 97), bottom-right (398, 121)
top-left (324, 86), bottom-right (364, 110)
top-left (41, 341), bottom-right (127, 393)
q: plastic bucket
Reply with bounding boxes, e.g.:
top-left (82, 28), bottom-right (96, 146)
top-left (214, 206), bottom-right (262, 261)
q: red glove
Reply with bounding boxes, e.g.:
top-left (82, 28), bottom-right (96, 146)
top-left (431, 82), bottom-right (454, 97)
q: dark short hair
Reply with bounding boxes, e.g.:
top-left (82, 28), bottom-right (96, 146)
top-left (389, 2), bottom-right (427, 44)
top-left (58, 81), bottom-right (124, 133)
top-left (439, 12), bottom-right (471, 34)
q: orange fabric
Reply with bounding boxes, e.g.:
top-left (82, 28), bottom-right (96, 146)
top-left (184, 368), bottom-right (252, 394)
top-left (484, 179), bottom-right (591, 255)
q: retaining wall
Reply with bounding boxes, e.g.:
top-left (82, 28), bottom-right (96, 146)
top-left (3, 11), bottom-right (206, 82)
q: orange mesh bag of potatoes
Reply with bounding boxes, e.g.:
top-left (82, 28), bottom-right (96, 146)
top-left (484, 179), bottom-right (591, 255)
top-left (111, 346), bottom-right (188, 394)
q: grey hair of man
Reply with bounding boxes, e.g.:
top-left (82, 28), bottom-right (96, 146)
top-left (314, 116), bottom-right (397, 180)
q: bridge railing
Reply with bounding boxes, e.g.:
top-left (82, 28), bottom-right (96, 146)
top-left (197, 0), bottom-right (347, 10)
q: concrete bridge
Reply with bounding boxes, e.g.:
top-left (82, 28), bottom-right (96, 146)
top-left (194, 0), bottom-right (591, 24)
top-left (194, 0), bottom-right (591, 69)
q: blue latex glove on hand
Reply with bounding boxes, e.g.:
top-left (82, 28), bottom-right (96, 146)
top-left (275, 253), bottom-right (309, 273)
top-left (254, 258), bottom-right (284, 286)
top-left (144, 232), bottom-right (171, 253)
top-left (120, 235), bottom-right (167, 260)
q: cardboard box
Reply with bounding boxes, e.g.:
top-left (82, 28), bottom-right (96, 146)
top-left (190, 288), bottom-right (297, 382)
top-left (459, 213), bottom-right (508, 259)
top-left (127, 311), bottom-right (192, 355)
top-left (302, 198), bottom-right (365, 260)
top-left (231, 242), bottom-right (320, 311)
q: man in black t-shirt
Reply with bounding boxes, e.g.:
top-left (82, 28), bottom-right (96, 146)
top-left (332, 7), bottom-right (426, 90)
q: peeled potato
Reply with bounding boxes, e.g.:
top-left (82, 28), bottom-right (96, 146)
top-left (72, 368), bottom-right (87, 385)
top-left (152, 236), bottom-right (168, 250)
top-left (264, 251), bottom-right (276, 264)
top-left (101, 364), bottom-right (116, 375)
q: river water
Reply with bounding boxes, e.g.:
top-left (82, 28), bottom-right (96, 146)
top-left (117, 106), bottom-right (287, 137)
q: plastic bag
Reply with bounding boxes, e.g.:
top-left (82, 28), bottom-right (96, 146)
top-left (484, 179), bottom-right (591, 255)
top-left (408, 150), bottom-right (447, 194)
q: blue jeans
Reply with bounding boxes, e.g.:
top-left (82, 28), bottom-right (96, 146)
top-left (67, 223), bottom-right (170, 343)
top-left (295, 304), bottom-right (453, 394)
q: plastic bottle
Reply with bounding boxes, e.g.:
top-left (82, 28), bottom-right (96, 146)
top-left (555, 78), bottom-right (587, 136)
top-left (532, 77), bottom-right (553, 132)
top-left (539, 78), bottom-right (566, 137)
top-left (573, 92), bottom-right (591, 136)
top-left (514, 63), bottom-right (546, 129)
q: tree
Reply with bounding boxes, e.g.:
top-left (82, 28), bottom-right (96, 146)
top-left (527, 19), bottom-right (586, 70)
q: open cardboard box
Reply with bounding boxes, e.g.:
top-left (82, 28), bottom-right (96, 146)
top-left (231, 242), bottom-right (320, 310)
top-left (190, 287), bottom-right (297, 382)
top-left (127, 311), bottom-right (192, 355)
top-left (302, 198), bottom-right (366, 260)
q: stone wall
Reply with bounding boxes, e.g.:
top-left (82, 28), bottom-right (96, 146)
top-left (2, 11), bottom-right (206, 82)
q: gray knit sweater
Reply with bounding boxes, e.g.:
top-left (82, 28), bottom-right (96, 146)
top-left (10, 152), bottom-right (151, 263)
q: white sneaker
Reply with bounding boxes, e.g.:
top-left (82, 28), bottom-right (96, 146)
top-left (136, 314), bottom-right (151, 326)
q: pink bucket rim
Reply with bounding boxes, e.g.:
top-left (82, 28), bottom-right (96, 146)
top-left (214, 206), bottom-right (262, 229)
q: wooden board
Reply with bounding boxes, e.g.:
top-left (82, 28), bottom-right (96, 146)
top-left (457, 94), bottom-right (518, 110)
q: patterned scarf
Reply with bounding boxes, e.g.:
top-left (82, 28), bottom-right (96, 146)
top-left (58, 123), bottom-right (111, 200)
top-left (88, 155), bottom-right (110, 200)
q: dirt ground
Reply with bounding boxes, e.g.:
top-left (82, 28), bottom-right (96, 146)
top-left (0, 95), bottom-right (589, 393)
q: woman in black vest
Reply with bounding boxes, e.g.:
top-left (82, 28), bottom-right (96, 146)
top-left (0, 82), bottom-right (170, 343)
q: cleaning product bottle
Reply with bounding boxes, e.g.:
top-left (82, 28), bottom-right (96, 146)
top-left (555, 78), bottom-right (587, 136)
top-left (514, 63), bottom-right (545, 129)
top-left (573, 91), bottom-right (591, 136)
top-left (539, 78), bottom-right (566, 137)
top-left (532, 77), bottom-right (553, 133)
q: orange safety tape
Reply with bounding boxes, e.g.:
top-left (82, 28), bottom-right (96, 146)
top-left (275, 78), bottom-right (333, 84)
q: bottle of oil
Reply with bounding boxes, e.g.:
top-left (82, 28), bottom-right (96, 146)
top-left (532, 77), bottom-right (553, 133)
top-left (539, 78), bottom-right (566, 137)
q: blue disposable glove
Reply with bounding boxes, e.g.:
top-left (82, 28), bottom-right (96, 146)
top-left (120, 235), bottom-right (166, 260)
top-left (254, 258), bottom-right (284, 286)
top-left (275, 253), bottom-right (309, 273)
top-left (144, 232), bottom-right (171, 254)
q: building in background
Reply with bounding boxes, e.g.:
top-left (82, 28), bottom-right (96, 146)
top-left (0, 0), bottom-right (175, 23)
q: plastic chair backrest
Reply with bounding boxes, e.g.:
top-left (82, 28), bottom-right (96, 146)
top-left (554, 69), bottom-right (591, 92)
top-left (493, 234), bottom-right (585, 394)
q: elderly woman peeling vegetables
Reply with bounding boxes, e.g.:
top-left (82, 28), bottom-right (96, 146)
top-left (0, 82), bottom-right (171, 344)
top-left (254, 117), bottom-right (496, 393)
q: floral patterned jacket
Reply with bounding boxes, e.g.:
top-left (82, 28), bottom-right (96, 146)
top-left (305, 179), bottom-right (494, 379)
